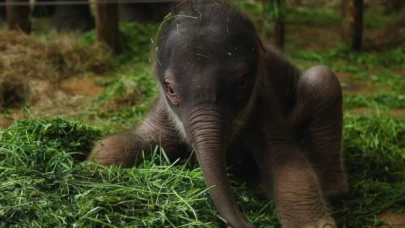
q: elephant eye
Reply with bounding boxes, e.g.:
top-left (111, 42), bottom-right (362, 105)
top-left (164, 79), bottom-right (179, 105)
top-left (167, 84), bottom-right (175, 95)
top-left (238, 76), bottom-right (248, 89)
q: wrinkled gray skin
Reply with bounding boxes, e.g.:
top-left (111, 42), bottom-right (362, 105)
top-left (87, 1), bottom-right (348, 227)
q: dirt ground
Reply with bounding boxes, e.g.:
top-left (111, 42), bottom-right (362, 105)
top-left (0, 74), bottom-right (103, 126)
top-left (380, 211), bottom-right (405, 228)
top-left (0, 75), bottom-right (103, 127)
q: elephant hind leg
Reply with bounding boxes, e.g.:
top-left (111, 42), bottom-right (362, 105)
top-left (290, 65), bottom-right (348, 201)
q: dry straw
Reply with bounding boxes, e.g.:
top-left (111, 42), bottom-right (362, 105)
top-left (0, 31), bottom-right (111, 109)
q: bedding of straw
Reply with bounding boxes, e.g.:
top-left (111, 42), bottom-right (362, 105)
top-left (0, 31), bottom-right (111, 109)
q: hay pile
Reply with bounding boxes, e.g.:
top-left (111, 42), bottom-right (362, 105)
top-left (0, 31), bottom-right (111, 110)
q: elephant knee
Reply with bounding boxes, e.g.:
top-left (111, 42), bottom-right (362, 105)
top-left (298, 66), bottom-right (342, 110)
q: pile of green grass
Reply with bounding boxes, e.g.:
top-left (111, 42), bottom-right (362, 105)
top-left (0, 114), bottom-right (404, 227)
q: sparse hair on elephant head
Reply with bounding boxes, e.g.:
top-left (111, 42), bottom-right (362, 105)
top-left (154, 0), bottom-right (270, 141)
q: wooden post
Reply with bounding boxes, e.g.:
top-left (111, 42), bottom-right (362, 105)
top-left (96, 0), bottom-right (119, 53)
top-left (274, 18), bottom-right (285, 50)
top-left (0, 0), bottom-right (6, 22)
top-left (268, 0), bottom-right (286, 51)
top-left (341, 0), bottom-right (363, 51)
top-left (6, 0), bottom-right (31, 34)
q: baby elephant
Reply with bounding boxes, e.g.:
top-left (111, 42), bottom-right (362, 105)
top-left (88, 0), bottom-right (348, 227)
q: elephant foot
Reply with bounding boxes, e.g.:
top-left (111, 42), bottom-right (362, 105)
top-left (324, 180), bottom-right (349, 202)
top-left (301, 217), bottom-right (337, 228)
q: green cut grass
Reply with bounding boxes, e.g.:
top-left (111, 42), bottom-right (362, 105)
top-left (0, 114), bottom-right (404, 227)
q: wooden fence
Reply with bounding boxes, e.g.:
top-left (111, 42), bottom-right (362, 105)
top-left (0, 0), bottom-right (179, 52)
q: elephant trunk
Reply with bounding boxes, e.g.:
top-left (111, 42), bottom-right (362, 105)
top-left (185, 107), bottom-right (250, 227)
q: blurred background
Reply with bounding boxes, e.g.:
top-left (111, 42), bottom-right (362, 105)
top-left (0, 0), bottom-right (404, 129)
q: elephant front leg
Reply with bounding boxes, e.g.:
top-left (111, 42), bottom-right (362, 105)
top-left (87, 97), bottom-right (185, 167)
top-left (253, 91), bottom-right (337, 227)
top-left (273, 147), bottom-right (336, 228)
top-left (252, 137), bottom-right (336, 228)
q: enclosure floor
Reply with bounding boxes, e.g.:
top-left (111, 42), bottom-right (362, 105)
top-left (0, 9), bottom-right (404, 225)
